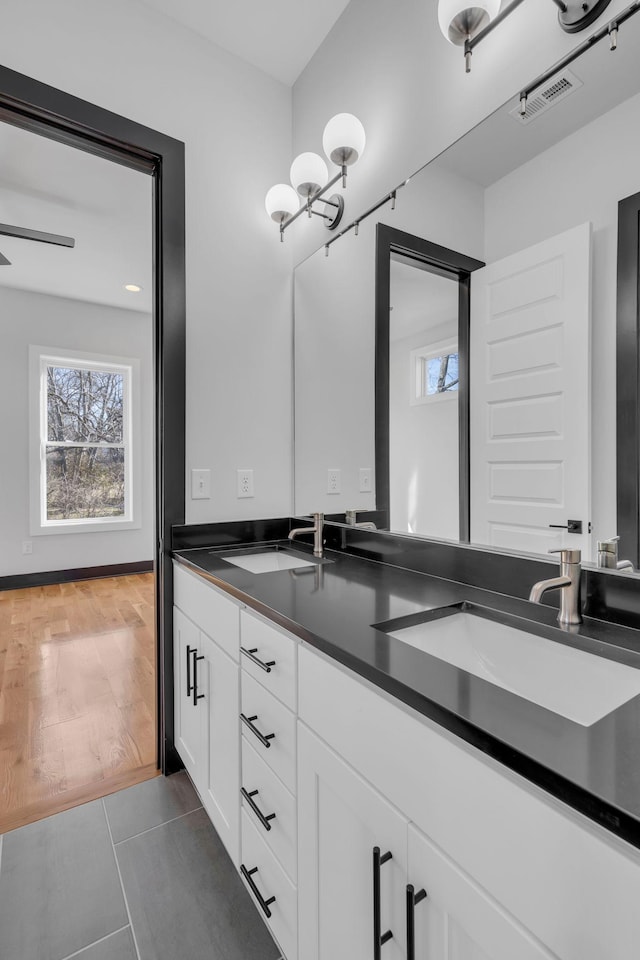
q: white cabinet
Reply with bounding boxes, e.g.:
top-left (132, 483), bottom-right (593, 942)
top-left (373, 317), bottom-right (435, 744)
top-left (298, 723), bottom-right (407, 960)
top-left (174, 606), bottom-right (208, 790)
top-left (173, 562), bottom-right (241, 865)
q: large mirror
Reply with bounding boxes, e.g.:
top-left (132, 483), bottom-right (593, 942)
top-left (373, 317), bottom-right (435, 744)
top-left (294, 10), bottom-right (640, 566)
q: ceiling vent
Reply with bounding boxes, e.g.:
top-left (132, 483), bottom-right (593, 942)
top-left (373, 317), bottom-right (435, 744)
top-left (509, 69), bottom-right (583, 125)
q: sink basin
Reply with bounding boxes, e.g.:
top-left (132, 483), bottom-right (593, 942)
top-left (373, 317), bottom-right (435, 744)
top-left (382, 604), bottom-right (640, 726)
top-left (217, 545), bottom-right (317, 574)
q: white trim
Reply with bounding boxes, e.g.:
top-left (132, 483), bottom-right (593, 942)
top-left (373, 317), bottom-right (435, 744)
top-left (409, 337), bottom-right (459, 407)
top-left (29, 345), bottom-right (142, 536)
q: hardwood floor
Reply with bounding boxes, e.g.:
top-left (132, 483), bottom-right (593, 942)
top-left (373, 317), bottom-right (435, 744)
top-left (0, 573), bottom-right (158, 834)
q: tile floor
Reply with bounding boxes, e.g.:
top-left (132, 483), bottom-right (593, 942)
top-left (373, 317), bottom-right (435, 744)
top-left (0, 772), bottom-right (283, 960)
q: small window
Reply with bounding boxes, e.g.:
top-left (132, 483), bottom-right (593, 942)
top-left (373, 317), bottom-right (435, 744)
top-left (410, 340), bottom-right (459, 405)
top-left (30, 348), bottom-right (140, 534)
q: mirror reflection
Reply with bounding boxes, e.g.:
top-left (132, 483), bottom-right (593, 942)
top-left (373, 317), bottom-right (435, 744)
top-left (293, 13), bottom-right (640, 564)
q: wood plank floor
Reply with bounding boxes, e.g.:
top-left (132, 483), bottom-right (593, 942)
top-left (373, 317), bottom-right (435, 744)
top-left (0, 573), bottom-right (158, 834)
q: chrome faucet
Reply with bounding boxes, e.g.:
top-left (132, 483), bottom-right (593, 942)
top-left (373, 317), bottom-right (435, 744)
top-left (597, 536), bottom-right (634, 571)
top-left (529, 548), bottom-right (582, 625)
top-left (288, 512), bottom-right (324, 558)
top-left (345, 509), bottom-right (377, 531)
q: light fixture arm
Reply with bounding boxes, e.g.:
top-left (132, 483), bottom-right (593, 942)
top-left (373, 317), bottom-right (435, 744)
top-left (463, 0), bottom-right (526, 71)
top-left (279, 165), bottom-right (347, 238)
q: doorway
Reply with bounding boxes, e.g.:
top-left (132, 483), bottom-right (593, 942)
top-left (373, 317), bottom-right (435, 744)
top-left (0, 63), bottom-right (186, 827)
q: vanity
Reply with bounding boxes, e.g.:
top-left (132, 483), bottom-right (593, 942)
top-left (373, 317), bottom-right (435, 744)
top-left (171, 530), bottom-right (640, 960)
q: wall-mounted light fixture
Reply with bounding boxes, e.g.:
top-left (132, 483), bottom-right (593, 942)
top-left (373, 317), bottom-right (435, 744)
top-left (438, 0), bottom-right (615, 71)
top-left (265, 113), bottom-right (366, 241)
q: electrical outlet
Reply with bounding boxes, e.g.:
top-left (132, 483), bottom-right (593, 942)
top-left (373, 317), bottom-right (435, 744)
top-left (327, 468), bottom-right (341, 495)
top-left (237, 469), bottom-right (254, 498)
top-left (22, 540), bottom-right (33, 555)
top-left (359, 467), bottom-right (373, 493)
top-left (191, 468), bottom-right (211, 500)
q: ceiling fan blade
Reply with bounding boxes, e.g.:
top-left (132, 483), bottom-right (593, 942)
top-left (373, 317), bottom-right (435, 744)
top-left (0, 251), bottom-right (11, 265)
top-left (0, 223), bottom-right (75, 248)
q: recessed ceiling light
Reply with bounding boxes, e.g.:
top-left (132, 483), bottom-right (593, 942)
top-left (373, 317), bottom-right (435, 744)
top-left (124, 283), bottom-right (142, 293)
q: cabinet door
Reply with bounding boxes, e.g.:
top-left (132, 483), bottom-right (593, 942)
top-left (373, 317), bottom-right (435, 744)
top-left (173, 607), bottom-right (207, 791)
top-left (407, 824), bottom-right (555, 960)
top-left (298, 723), bottom-right (408, 960)
top-left (200, 633), bottom-right (240, 866)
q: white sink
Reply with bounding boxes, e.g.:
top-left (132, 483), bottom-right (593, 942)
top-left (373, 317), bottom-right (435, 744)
top-left (387, 608), bottom-right (640, 726)
top-left (221, 548), bottom-right (316, 574)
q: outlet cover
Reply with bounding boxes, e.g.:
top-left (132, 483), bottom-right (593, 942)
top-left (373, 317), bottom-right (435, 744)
top-left (237, 469), bottom-right (254, 498)
top-left (359, 468), bottom-right (373, 493)
top-left (22, 540), bottom-right (33, 555)
top-left (191, 468), bottom-right (211, 500)
top-left (327, 468), bottom-right (341, 495)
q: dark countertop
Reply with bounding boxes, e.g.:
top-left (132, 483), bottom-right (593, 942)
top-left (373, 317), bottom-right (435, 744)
top-left (174, 541), bottom-right (640, 849)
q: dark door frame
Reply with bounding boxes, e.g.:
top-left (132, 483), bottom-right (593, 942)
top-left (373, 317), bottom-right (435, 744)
top-left (375, 223), bottom-right (484, 540)
top-left (617, 189), bottom-right (640, 568)
top-left (0, 64), bottom-right (186, 773)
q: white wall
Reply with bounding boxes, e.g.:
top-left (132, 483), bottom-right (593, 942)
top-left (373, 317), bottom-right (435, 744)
top-left (291, 0), bottom-right (633, 266)
top-left (0, 287), bottom-right (153, 576)
top-left (484, 90), bottom-right (640, 549)
top-left (0, 0), bottom-right (293, 524)
top-left (389, 322), bottom-right (459, 538)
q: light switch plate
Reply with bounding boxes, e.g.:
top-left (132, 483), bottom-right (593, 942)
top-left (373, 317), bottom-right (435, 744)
top-left (360, 468), bottom-right (373, 493)
top-left (191, 468), bottom-right (211, 500)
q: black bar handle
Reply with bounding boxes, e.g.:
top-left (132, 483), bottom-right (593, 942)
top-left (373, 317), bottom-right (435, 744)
top-left (241, 787), bottom-right (277, 832)
top-left (186, 644), bottom-right (194, 696)
top-left (241, 647), bottom-right (276, 673)
top-left (193, 651), bottom-right (205, 705)
top-left (241, 713), bottom-right (276, 749)
top-left (406, 884), bottom-right (427, 960)
top-left (373, 846), bottom-right (393, 959)
top-left (240, 864), bottom-right (276, 918)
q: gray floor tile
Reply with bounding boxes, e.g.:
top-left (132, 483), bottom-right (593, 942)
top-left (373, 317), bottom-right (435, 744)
top-left (116, 807), bottom-right (280, 960)
top-left (104, 771), bottom-right (201, 843)
top-left (66, 926), bottom-right (137, 960)
top-left (0, 800), bottom-right (128, 960)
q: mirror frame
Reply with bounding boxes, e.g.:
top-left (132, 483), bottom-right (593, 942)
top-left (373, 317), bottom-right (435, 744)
top-left (375, 223), bottom-right (484, 540)
top-left (617, 189), bottom-right (640, 568)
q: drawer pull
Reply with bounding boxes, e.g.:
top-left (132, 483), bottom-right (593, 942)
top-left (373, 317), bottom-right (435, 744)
top-left (241, 646), bottom-right (276, 673)
top-left (406, 884), bottom-right (427, 960)
top-left (241, 713), bottom-right (276, 749)
top-left (373, 847), bottom-right (393, 959)
top-left (241, 787), bottom-right (277, 832)
top-left (241, 864), bottom-right (276, 918)
top-left (192, 650), bottom-right (205, 706)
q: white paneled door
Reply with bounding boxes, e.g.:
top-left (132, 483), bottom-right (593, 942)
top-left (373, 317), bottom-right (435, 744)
top-left (470, 222), bottom-right (592, 557)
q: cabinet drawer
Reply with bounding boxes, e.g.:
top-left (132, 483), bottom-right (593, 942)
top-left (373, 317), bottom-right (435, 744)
top-left (241, 809), bottom-right (297, 960)
top-left (241, 610), bottom-right (297, 710)
top-left (174, 562), bottom-right (240, 661)
top-left (242, 672), bottom-right (296, 793)
top-left (242, 737), bottom-right (297, 882)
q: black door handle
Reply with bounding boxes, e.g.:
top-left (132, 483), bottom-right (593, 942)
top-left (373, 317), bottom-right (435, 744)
top-left (192, 650), bottom-right (205, 705)
top-left (241, 787), bottom-right (277, 831)
top-left (373, 846), bottom-right (393, 959)
top-left (241, 864), bottom-right (276, 918)
top-left (186, 644), bottom-right (194, 696)
top-left (241, 647), bottom-right (276, 673)
top-left (241, 713), bottom-right (276, 748)
top-left (406, 884), bottom-right (427, 960)
top-left (549, 519), bottom-right (583, 534)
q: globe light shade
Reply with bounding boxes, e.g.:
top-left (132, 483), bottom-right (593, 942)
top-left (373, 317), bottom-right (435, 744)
top-left (290, 152), bottom-right (329, 199)
top-left (322, 113), bottom-right (366, 166)
top-left (265, 183), bottom-right (300, 223)
top-left (438, 0), bottom-right (501, 45)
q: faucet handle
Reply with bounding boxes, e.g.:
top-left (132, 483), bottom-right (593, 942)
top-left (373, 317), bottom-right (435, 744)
top-left (548, 548), bottom-right (581, 563)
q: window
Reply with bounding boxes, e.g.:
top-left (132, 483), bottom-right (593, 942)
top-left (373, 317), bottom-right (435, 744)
top-left (30, 348), bottom-right (140, 534)
top-left (410, 340), bottom-right (459, 405)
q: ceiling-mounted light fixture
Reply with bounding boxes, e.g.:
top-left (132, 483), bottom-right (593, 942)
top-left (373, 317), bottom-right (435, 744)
top-left (265, 113), bottom-right (366, 241)
top-left (438, 0), bottom-right (614, 72)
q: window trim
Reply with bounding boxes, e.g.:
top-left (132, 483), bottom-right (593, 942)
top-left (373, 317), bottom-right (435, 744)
top-left (29, 345), bottom-right (142, 536)
top-left (410, 338), bottom-right (459, 406)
